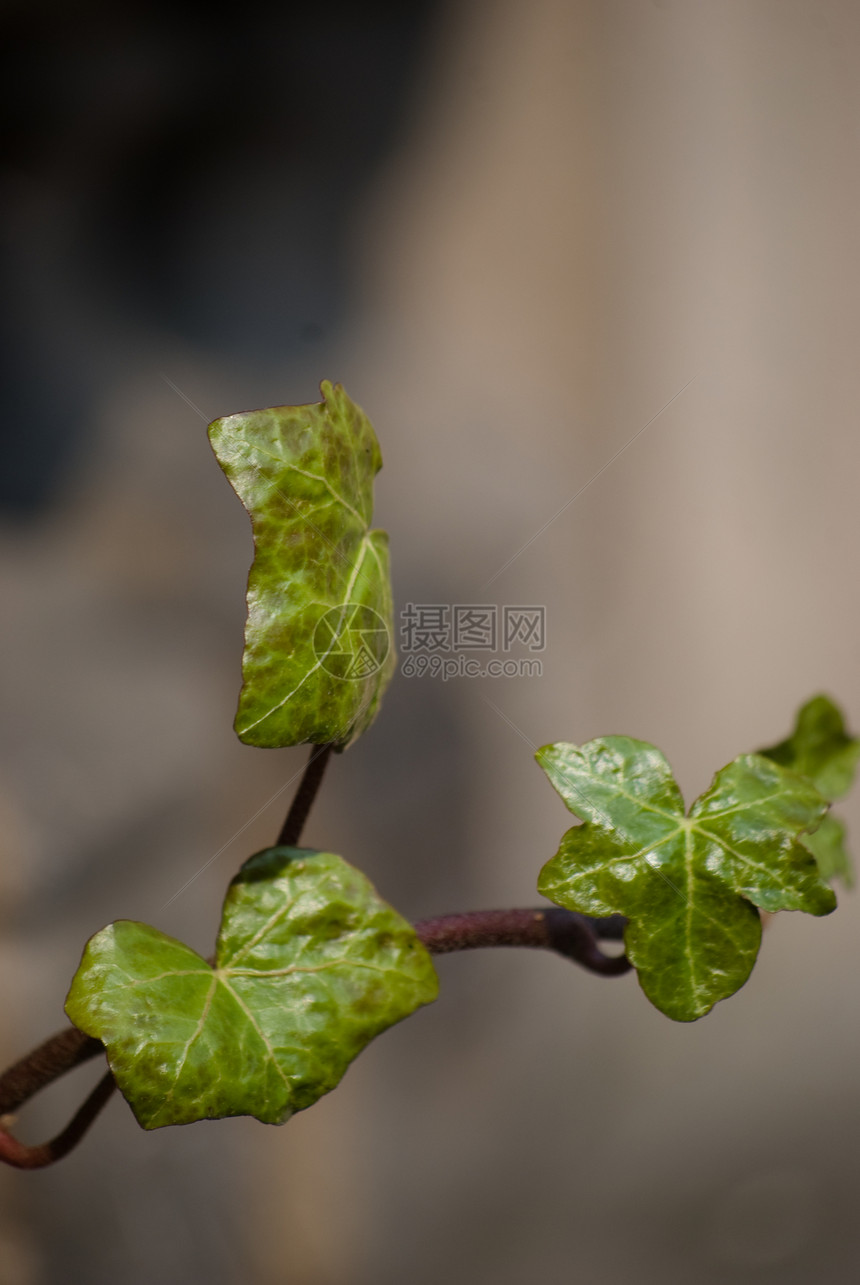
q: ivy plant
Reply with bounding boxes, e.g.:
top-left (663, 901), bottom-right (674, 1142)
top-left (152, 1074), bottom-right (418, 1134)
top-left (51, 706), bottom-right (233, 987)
top-left (0, 381), bottom-right (856, 1167)
top-left (66, 847), bottom-right (438, 1129)
top-left (536, 739), bottom-right (834, 1021)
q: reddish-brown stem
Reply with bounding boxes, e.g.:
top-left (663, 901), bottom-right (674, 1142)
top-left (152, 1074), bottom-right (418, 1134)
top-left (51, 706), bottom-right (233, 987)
top-left (0, 1026), bottom-right (112, 1170)
top-left (277, 744), bottom-right (334, 847)
top-left (0, 1071), bottom-right (115, 1169)
top-left (0, 1026), bottom-right (103, 1116)
top-left (415, 907), bottom-right (631, 976)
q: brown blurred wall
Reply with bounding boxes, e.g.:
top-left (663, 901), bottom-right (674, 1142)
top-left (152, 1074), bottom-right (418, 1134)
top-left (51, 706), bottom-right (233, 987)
top-left (2, 1), bottom-right (860, 1282)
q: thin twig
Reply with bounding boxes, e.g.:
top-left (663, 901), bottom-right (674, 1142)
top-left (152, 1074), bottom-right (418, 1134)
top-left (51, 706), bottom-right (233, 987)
top-left (414, 908), bottom-right (632, 976)
top-left (276, 744), bottom-right (334, 847)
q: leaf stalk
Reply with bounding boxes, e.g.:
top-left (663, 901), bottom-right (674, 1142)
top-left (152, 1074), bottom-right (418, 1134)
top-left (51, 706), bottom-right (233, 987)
top-left (276, 743), bottom-right (334, 847)
top-left (415, 908), bottom-right (631, 976)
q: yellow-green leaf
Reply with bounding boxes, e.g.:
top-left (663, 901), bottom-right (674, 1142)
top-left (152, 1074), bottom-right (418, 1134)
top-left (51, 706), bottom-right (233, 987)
top-left (208, 381), bottom-right (395, 748)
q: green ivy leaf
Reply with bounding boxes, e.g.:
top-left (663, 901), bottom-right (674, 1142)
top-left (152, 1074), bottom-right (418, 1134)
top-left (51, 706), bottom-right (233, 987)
top-left (759, 695), bottom-right (859, 886)
top-left (65, 848), bottom-right (438, 1129)
top-left (209, 381), bottom-right (396, 748)
top-left (802, 815), bottom-right (853, 887)
top-left (760, 695), bottom-right (860, 801)
top-left (536, 738), bottom-right (835, 1022)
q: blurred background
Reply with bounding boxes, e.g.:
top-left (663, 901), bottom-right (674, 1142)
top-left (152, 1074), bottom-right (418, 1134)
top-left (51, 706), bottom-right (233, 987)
top-left (2, 0), bottom-right (860, 1280)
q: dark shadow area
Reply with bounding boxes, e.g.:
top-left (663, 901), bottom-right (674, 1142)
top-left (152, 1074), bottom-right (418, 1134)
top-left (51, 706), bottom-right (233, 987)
top-left (0, 0), bottom-right (439, 515)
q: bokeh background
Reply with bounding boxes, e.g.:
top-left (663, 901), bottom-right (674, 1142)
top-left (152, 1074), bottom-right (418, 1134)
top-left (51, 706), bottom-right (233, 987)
top-left (2, 0), bottom-right (860, 1281)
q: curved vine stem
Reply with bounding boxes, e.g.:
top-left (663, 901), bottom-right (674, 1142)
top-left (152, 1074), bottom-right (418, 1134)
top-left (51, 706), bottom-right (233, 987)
top-left (0, 1026), bottom-right (103, 1116)
top-left (0, 1071), bottom-right (115, 1170)
top-left (0, 1026), bottom-right (110, 1170)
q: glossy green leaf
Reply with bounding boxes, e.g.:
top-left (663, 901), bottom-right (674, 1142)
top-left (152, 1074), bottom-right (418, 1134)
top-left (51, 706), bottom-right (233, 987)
top-left (209, 381), bottom-right (396, 748)
top-left (536, 738), bottom-right (835, 1022)
top-left (65, 848), bottom-right (438, 1129)
top-left (759, 695), bottom-right (859, 886)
